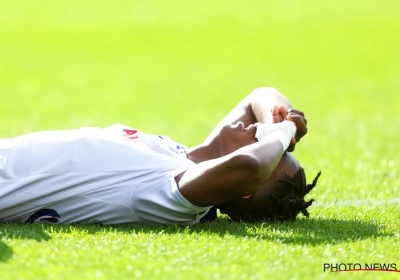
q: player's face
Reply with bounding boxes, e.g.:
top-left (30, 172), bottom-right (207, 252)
top-left (219, 122), bottom-right (258, 155)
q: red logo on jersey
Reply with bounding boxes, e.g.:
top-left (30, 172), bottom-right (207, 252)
top-left (123, 129), bottom-right (138, 140)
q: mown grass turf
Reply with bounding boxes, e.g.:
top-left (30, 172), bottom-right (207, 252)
top-left (1, 0), bottom-right (399, 279)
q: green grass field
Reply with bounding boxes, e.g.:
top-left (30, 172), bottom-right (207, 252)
top-left (1, 0), bottom-right (399, 279)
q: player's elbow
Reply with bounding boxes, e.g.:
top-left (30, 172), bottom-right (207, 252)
top-left (251, 87), bottom-right (292, 108)
top-left (251, 87), bottom-right (281, 96)
top-left (231, 153), bottom-right (263, 182)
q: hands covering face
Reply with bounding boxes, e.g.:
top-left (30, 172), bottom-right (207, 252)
top-left (270, 106), bottom-right (308, 152)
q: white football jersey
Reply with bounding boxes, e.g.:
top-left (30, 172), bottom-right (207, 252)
top-left (0, 124), bottom-right (211, 225)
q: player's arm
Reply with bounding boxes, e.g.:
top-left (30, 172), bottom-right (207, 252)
top-left (203, 87), bottom-right (307, 151)
top-left (178, 116), bottom-right (306, 207)
top-left (177, 137), bottom-right (285, 206)
top-left (203, 87), bottom-right (292, 144)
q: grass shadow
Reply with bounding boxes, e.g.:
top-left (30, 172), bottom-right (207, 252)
top-left (0, 223), bottom-right (52, 241)
top-left (0, 241), bottom-right (13, 262)
top-left (0, 223), bottom-right (52, 262)
top-left (57, 217), bottom-right (388, 246)
top-left (190, 217), bottom-right (393, 245)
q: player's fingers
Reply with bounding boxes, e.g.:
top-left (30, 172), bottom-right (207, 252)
top-left (288, 108), bottom-right (305, 117)
top-left (286, 114), bottom-right (307, 140)
top-left (287, 112), bottom-right (307, 126)
top-left (278, 106), bottom-right (288, 120)
top-left (303, 117), bottom-right (307, 126)
top-left (271, 105), bottom-right (281, 123)
top-left (287, 142), bottom-right (296, 152)
top-left (288, 109), bottom-right (306, 123)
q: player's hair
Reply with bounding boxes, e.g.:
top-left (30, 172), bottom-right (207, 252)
top-left (222, 168), bottom-right (321, 222)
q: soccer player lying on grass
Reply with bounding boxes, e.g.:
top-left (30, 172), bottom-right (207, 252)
top-left (0, 87), bottom-right (320, 225)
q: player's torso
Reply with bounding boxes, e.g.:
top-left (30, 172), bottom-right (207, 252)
top-left (0, 124), bottom-right (189, 176)
top-left (0, 124), bottom-right (203, 225)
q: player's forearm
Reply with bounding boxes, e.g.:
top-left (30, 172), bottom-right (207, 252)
top-left (231, 138), bottom-right (284, 187)
top-left (250, 87), bottom-right (292, 124)
top-left (233, 119), bottom-right (297, 188)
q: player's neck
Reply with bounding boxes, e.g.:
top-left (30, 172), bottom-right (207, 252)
top-left (187, 139), bottom-right (223, 163)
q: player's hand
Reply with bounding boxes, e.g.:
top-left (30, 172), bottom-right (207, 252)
top-left (285, 108), bottom-right (307, 152)
top-left (270, 105), bottom-right (289, 124)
